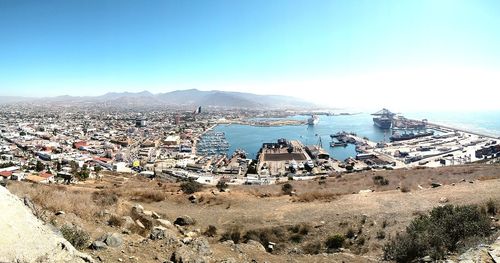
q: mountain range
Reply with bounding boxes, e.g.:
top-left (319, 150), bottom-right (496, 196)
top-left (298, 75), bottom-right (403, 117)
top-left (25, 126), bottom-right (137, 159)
top-left (0, 89), bottom-right (316, 109)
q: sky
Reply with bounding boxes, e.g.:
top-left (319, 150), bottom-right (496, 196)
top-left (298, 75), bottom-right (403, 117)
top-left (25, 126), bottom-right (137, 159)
top-left (1, 0), bottom-right (499, 111)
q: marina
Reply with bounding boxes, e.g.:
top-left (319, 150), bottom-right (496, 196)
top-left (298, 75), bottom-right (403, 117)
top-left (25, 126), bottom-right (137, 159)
top-left (208, 110), bottom-right (499, 177)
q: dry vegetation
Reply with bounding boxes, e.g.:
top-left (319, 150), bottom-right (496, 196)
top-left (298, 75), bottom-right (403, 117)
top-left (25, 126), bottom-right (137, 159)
top-left (5, 164), bottom-right (500, 262)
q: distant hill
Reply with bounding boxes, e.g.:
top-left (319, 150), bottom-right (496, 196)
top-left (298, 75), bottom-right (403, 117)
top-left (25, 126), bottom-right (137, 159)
top-left (0, 89), bottom-right (316, 109)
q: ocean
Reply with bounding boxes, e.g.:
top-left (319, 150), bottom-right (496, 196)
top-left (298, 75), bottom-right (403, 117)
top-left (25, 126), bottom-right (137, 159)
top-left (212, 111), bottom-right (500, 160)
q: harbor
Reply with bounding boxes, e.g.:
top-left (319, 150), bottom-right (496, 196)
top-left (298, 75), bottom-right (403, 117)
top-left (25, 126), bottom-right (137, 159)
top-left (204, 109), bottom-right (499, 181)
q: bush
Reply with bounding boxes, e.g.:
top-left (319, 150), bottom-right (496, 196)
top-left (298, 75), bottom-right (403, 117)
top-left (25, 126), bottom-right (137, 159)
top-left (325, 234), bottom-right (345, 250)
top-left (373, 175), bottom-right (389, 186)
top-left (92, 191), bottom-right (118, 206)
top-left (108, 215), bottom-right (123, 227)
top-left (290, 233), bottom-right (304, 243)
top-left (180, 179), bottom-right (203, 194)
top-left (383, 204), bottom-right (491, 262)
top-left (486, 199), bottom-right (497, 215)
top-left (216, 181), bottom-right (228, 192)
top-left (221, 227), bottom-right (242, 244)
top-left (204, 225), bottom-right (217, 237)
top-left (302, 241), bottom-right (322, 255)
top-left (243, 226), bottom-right (288, 251)
top-left (281, 183), bottom-right (293, 195)
top-left (376, 230), bottom-right (386, 239)
top-left (345, 228), bottom-right (355, 239)
top-left (289, 223), bottom-right (311, 235)
top-left (400, 186), bottom-right (410, 193)
top-left (60, 224), bottom-right (90, 250)
top-left (356, 236), bottom-right (366, 246)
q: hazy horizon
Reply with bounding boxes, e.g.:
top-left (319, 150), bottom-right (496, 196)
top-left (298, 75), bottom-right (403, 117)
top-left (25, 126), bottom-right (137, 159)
top-left (1, 0), bottom-right (500, 111)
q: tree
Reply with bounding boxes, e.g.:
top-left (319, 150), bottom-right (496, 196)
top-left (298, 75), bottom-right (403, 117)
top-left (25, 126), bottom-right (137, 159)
top-left (281, 183), bottom-right (294, 195)
top-left (35, 160), bottom-right (44, 172)
top-left (216, 181), bottom-right (228, 192)
top-left (70, 161), bottom-right (79, 174)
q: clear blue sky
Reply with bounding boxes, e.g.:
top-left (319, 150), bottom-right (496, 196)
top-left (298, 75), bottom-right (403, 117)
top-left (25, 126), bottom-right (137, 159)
top-left (1, 0), bottom-right (499, 109)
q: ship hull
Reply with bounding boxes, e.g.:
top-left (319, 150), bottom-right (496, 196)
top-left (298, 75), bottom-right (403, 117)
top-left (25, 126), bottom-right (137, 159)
top-left (373, 118), bottom-right (392, 129)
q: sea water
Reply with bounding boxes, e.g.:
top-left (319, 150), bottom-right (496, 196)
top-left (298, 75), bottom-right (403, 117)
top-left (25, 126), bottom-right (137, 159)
top-left (213, 111), bottom-right (500, 160)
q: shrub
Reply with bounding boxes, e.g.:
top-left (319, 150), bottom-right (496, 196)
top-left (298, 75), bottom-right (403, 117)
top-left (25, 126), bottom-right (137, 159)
top-left (376, 230), bottom-right (386, 240)
top-left (325, 234), bottom-right (345, 250)
top-left (373, 175), bottom-right (389, 186)
top-left (204, 225), bottom-right (217, 237)
top-left (345, 228), bottom-right (355, 239)
top-left (356, 236), bottom-right (366, 246)
top-left (400, 186), bottom-right (410, 193)
top-left (216, 181), bottom-right (228, 192)
top-left (108, 215), bottom-right (123, 227)
top-left (92, 191), bottom-right (118, 206)
top-left (383, 204), bottom-right (491, 262)
top-left (60, 224), bottom-right (90, 250)
top-left (486, 199), bottom-right (497, 215)
top-left (290, 233), bottom-right (304, 243)
top-left (180, 179), bottom-right (203, 194)
top-left (221, 227), bottom-right (242, 244)
top-left (302, 241), bottom-right (322, 255)
top-left (243, 226), bottom-right (288, 250)
top-left (289, 223), bottom-right (311, 235)
top-left (281, 183), bottom-right (293, 195)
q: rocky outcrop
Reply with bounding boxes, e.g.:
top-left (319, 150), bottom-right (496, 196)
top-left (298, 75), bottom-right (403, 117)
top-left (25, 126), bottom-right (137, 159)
top-left (0, 186), bottom-right (95, 263)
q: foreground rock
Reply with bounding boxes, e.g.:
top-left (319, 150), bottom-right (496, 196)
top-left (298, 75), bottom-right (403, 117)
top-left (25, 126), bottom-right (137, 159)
top-left (174, 215), bottom-right (196, 226)
top-left (0, 186), bottom-right (95, 263)
top-left (99, 233), bottom-right (123, 247)
top-left (170, 237), bottom-right (212, 263)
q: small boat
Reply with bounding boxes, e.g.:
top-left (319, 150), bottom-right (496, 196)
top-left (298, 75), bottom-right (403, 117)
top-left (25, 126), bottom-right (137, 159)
top-left (330, 141), bottom-right (348, 147)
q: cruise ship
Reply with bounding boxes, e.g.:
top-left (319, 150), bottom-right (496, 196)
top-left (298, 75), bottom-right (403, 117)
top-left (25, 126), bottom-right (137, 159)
top-left (307, 115), bottom-right (319, 125)
top-left (371, 108), bottom-right (395, 129)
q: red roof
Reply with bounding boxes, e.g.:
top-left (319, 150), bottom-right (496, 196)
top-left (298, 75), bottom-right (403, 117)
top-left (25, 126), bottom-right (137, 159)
top-left (0, 171), bottom-right (13, 178)
top-left (94, 157), bottom-right (112, 163)
top-left (39, 172), bottom-right (53, 179)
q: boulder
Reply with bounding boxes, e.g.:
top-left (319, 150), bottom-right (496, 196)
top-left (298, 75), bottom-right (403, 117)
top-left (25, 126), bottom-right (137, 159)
top-left (439, 197), bottom-right (449, 203)
top-left (164, 229), bottom-right (180, 246)
top-left (185, 231), bottom-right (198, 238)
top-left (143, 210), bottom-right (153, 217)
top-left (174, 215), bottom-right (196, 226)
top-left (152, 212), bottom-right (161, 219)
top-left (90, 241), bottom-right (107, 250)
top-left (121, 216), bottom-right (136, 229)
top-left (190, 238), bottom-right (212, 257)
top-left (170, 245), bottom-right (208, 263)
top-left (431, 182), bottom-right (442, 188)
top-left (150, 226), bottom-right (167, 240)
top-left (156, 219), bottom-right (173, 228)
top-left (131, 204), bottom-right (144, 215)
top-left (100, 233), bottom-right (123, 247)
top-left (55, 211), bottom-right (65, 216)
top-left (239, 240), bottom-right (265, 253)
top-left (422, 255), bottom-right (432, 262)
top-left (188, 194), bottom-right (197, 203)
top-left (0, 187), bottom-right (96, 263)
top-left (135, 219), bottom-right (145, 229)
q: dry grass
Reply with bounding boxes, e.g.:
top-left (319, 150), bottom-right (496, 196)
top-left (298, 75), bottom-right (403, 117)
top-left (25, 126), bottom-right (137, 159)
top-left (7, 182), bottom-right (100, 220)
top-left (293, 191), bottom-right (340, 202)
